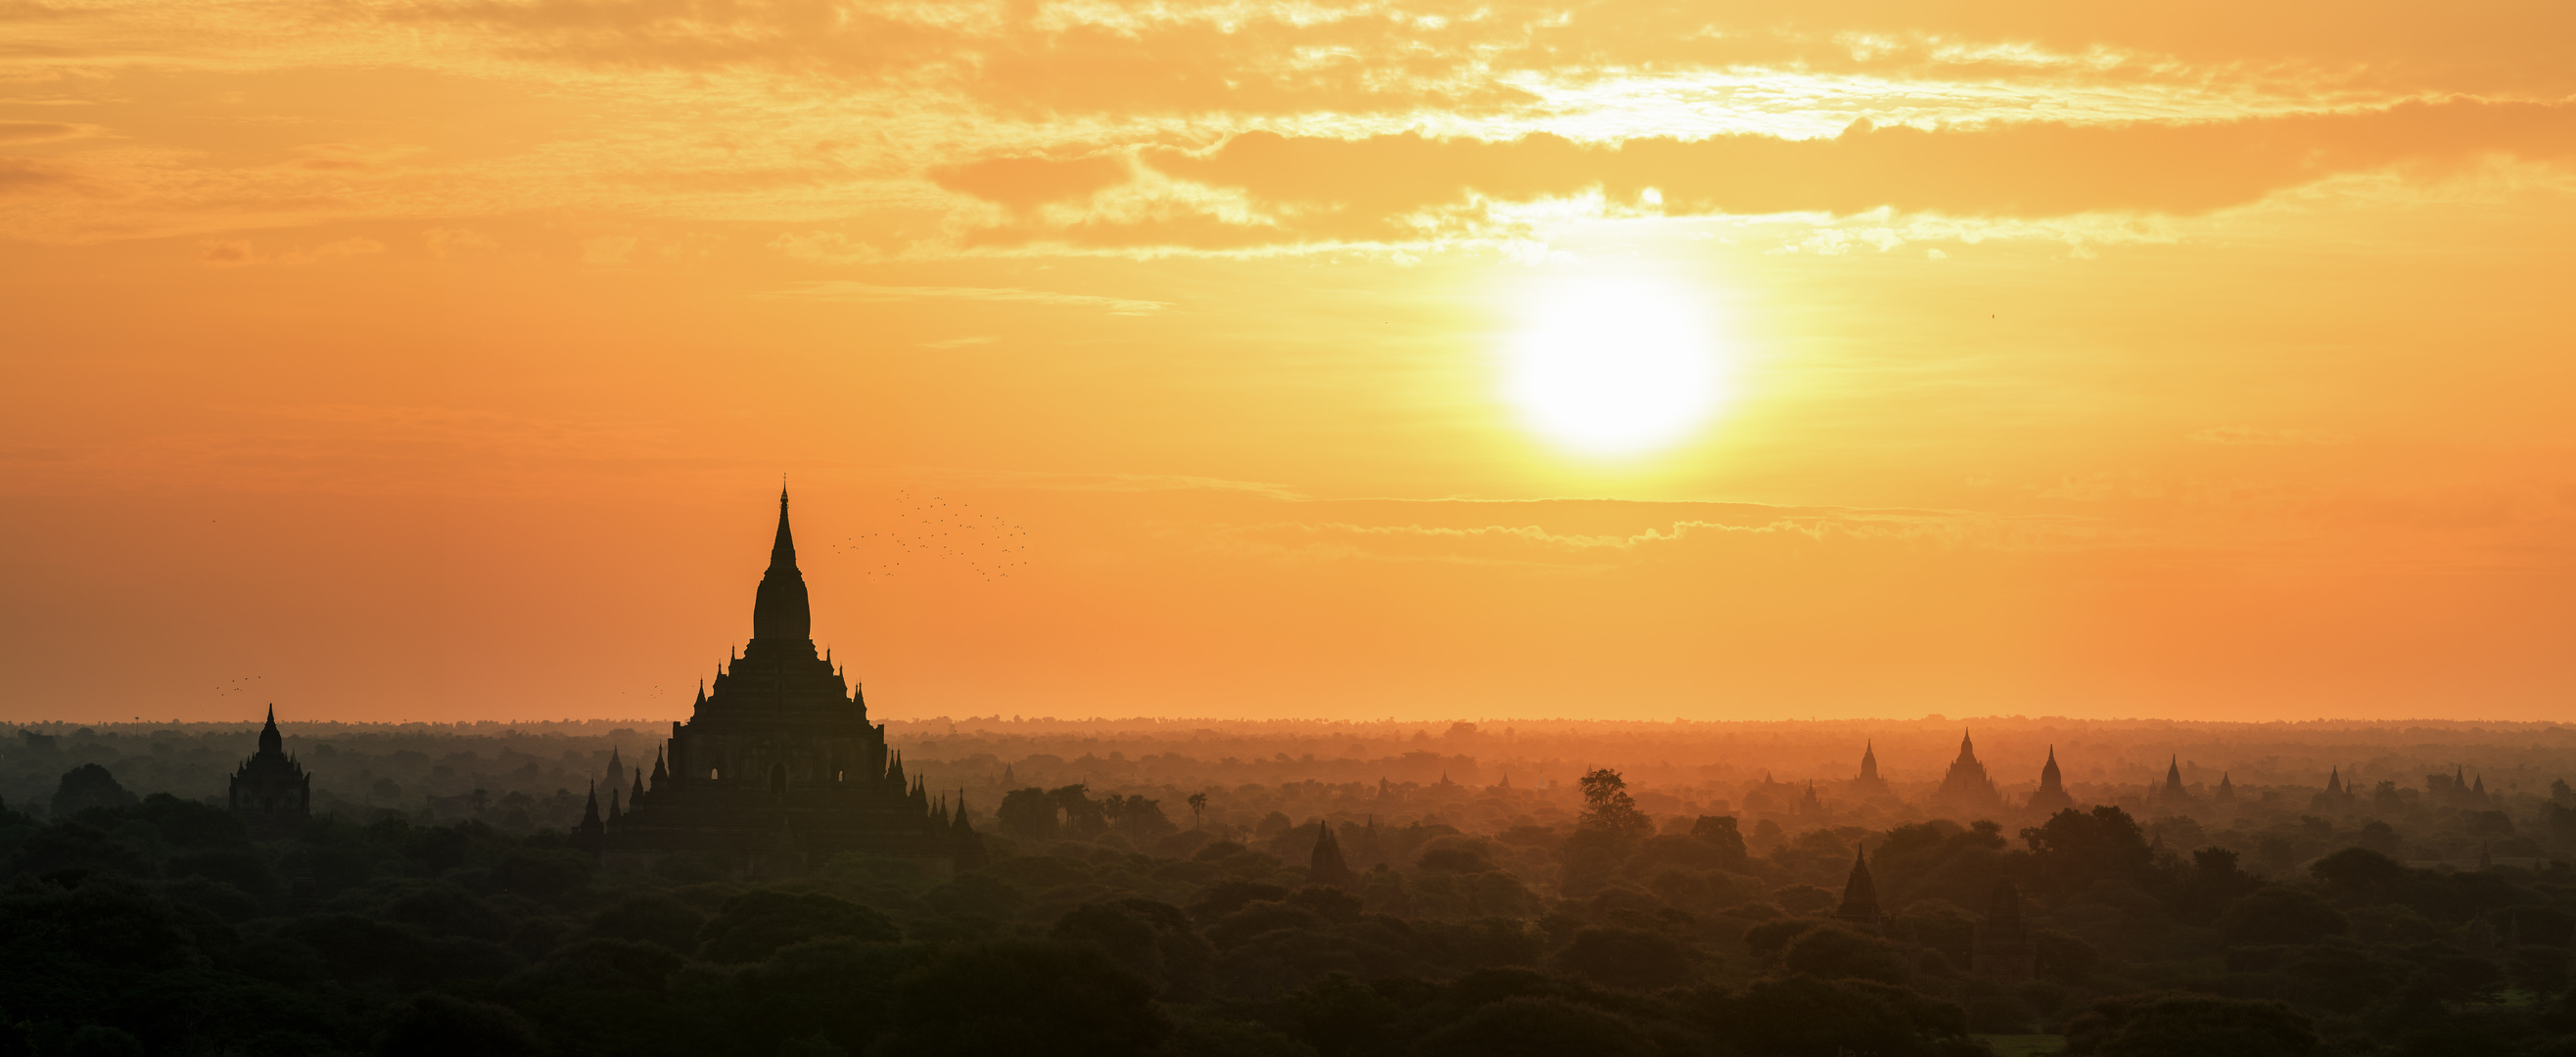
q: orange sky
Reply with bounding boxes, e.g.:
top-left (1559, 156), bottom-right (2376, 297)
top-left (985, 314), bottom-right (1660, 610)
top-left (4, 0), bottom-right (2573, 722)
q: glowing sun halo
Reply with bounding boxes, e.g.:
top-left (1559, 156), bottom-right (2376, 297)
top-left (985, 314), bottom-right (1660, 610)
top-left (1501, 274), bottom-right (1733, 457)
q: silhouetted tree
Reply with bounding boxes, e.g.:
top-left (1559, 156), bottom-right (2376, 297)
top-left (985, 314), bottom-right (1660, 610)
top-left (1692, 975), bottom-right (1937, 1057)
top-left (1688, 814), bottom-right (1748, 860)
top-left (375, 995), bottom-right (544, 1057)
top-left (2220, 889), bottom-right (2348, 945)
top-left (1552, 927), bottom-right (1694, 991)
top-left (1276, 972), bottom-right (1398, 1057)
top-left (50, 764), bottom-right (137, 817)
top-left (64, 1027), bottom-right (144, 1057)
top-left (997, 787), bottom-right (1058, 841)
top-left (875, 941), bottom-right (1167, 1056)
top-left (1574, 769), bottom-right (1652, 845)
top-left (2022, 805), bottom-right (2153, 897)
top-left (1779, 924), bottom-right (1911, 985)
top-left (727, 938), bottom-right (933, 1054)
top-left (1412, 997), bottom-right (1658, 1057)
top-left (1051, 898), bottom-right (1214, 998)
top-left (1052, 785), bottom-right (1108, 839)
top-left (694, 890), bottom-right (901, 963)
top-left (2064, 992), bottom-right (2317, 1057)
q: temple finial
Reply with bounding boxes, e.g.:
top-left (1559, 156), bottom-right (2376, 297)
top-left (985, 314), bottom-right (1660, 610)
top-left (771, 486), bottom-right (796, 570)
top-left (751, 485), bottom-right (813, 641)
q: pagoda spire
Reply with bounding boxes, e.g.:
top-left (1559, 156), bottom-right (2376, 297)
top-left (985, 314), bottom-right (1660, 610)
top-left (750, 484), bottom-right (814, 642)
top-left (258, 704), bottom-right (283, 756)
top-left (1836, 844), bottom-right (1880, 926)
top-left (770, 486), bottom-right (797, 569)
top-left (575, 781), bottom-right (604, 850)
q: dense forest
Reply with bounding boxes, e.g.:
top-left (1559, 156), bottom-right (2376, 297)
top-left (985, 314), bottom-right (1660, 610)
top-left (4, 718), bottom-right (2574, 1056)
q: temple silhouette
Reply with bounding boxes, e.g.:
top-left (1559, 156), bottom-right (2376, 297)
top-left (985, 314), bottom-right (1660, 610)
top-left (2027, 745), bottom-right (2076, 814)
top-left (575, 489), bottom-right (982, 874)
top-left (229, 705), bottom-right (310, 839)
top-left (1932, 730), bottom-right (2003, 815)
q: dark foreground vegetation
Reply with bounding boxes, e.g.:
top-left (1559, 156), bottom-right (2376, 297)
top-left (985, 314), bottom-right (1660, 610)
top-left (5, 751), bottom-right (2576, 1057)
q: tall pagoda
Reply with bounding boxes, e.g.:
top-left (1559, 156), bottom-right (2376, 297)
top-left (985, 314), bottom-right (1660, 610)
top-left (2027, 746), bottom-right (2076, 814)
top-left (1932, 730), bottom-right (2003, 816)
top-left (229, 705), bottom-right (311, 839)
top-left (578, 489), bottom-right (980, 874)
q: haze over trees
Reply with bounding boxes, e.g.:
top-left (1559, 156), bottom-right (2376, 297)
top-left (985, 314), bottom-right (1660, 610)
top-left (2, 715), bottom-right (2573, 1055)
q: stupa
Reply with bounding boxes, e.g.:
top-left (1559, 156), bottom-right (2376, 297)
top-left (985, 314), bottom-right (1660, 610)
top-left (578, 489), bottom-right (980, 874)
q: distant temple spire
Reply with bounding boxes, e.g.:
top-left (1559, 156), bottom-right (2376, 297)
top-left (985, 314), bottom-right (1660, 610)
top-left (575, 782), bottom-right (604, 851)
top-left (953, 789), bottom-right (987, 868)
top-left (2157, 756), bottom-right (2192, 807)
top-left (605, 746), bottom-right (627, 799)
top-left (258, 703), bottom-right (283, 757)
top-left (1934, 728), bottom-right (2000, 813)
top-left (1851, 739), bottom-right (1889, 796)
top-left (1308, 819), bottom-right (1354, 887)
top-left (1836, 844), bottom-right (1881, 927)
top-left (231, 706), bottom-right (309, 839)
top-left (2030, 745), bottom-right (2074, 813)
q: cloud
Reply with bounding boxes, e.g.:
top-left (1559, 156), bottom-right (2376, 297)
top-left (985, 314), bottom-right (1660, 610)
top-left (581, 234), bottom-right (636, 264)
top-left (754, 281), bottom-right (1171, 315)
top-left (0, 120), bottom-right (104, 144)
top-left (2187, 426), bottom-right (2356, 445)
top-left (769, 230), bottom-right (881, 264)
top-left (397, 0), bottom-right (2576, 119)
top-left (423, 226), bottom-right (498, 258)
top-left (200, 237), bottom-right (388, 266)
top-left (0, 156), bottom-right (77, 194)
top-left (915, 467), bottom-right (1308, 500)
top-left (280, 142), bottom-right (430, 173)
top-left (1186, 501), bottom-right (2126, 568)
top-left (926, 98), bottom-right (2576, 249)
top-left (929, 154), bottom-right (1132, 209)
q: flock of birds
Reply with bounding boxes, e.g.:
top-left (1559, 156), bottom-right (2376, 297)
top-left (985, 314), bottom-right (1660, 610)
top-left (828, 491), bottom-right (1032, 581)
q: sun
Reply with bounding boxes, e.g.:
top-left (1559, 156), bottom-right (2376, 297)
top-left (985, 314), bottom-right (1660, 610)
top-left (1500, 272), bottom-right (1734, 457)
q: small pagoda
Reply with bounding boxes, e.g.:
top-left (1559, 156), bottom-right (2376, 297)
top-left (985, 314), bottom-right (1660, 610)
top-left (229, 705), bottom-right (311, 840)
